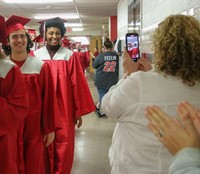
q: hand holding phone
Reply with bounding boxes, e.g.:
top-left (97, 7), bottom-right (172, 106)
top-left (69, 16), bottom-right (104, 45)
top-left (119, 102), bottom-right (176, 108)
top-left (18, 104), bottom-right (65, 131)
top-left (123, 47), bottom-right (139, 77)
top-left (125, 33), bottom-right (140, 61)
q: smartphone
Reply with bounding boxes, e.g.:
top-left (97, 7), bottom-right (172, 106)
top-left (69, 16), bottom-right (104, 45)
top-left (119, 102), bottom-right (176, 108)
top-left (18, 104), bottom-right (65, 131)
top-left (125, 33), bottom-right (140, 61)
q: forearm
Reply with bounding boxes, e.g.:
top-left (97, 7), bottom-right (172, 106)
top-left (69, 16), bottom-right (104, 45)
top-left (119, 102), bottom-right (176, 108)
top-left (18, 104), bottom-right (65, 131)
top-left (169, 147), bottom-right (200, 174)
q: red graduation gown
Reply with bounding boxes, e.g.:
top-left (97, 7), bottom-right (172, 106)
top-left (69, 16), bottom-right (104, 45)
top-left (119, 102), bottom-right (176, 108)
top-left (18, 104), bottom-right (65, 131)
top-left (74, 51), bottom-right (89, 72)
top-left (13, 56), bottom-right (57, 174)
top-left (34, 46), bottom-right (95, 174)
top-left (0, 59), bottom-right (29, 174)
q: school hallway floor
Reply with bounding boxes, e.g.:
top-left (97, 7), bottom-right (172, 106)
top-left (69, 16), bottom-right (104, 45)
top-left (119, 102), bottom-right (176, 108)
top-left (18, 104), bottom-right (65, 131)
top-left (71, 71), bottom-right (116, 174)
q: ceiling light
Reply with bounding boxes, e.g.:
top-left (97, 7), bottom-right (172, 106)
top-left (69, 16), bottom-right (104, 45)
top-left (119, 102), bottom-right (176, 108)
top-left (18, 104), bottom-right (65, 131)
top-left (128, 27), bottom-right (140, 30)
top-left (65, 23), bottom-right (83, 27)
top-left (34, 14), bottom-right (79, 19)
top-left (3, 0), bottom-right (73, 3)
top-left (72, 28), bottom-right (84, 31)
top-left (129, 22), bottom-right (141, 26)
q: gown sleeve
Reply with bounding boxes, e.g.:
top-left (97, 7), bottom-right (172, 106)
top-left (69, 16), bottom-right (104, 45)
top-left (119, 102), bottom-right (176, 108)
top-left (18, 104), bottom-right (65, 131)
top-left (0, 66), bottom-right (29, 133)
top-left (169, 148), bottom-right (200, 174)
top-left (39, 63), bottom-right (58, 134)
top-left (68, 53), bottom-right (95, 118)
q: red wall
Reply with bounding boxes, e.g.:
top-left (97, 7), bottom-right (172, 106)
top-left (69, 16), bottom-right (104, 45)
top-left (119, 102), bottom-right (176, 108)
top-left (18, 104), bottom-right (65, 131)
top-left (110, 16), bottom-right (117, 42)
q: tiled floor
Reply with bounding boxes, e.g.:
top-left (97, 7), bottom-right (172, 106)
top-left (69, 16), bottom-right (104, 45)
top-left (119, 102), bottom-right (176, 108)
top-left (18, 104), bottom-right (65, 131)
top-left (71, 72), bottom-right (116, 174)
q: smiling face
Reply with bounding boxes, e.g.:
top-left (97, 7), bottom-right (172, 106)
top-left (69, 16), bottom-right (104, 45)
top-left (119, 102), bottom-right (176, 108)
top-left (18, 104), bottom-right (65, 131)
top-left (8, 29), bottom-right (28, 54)
top-left (46, 27), bottom-right (62, 47)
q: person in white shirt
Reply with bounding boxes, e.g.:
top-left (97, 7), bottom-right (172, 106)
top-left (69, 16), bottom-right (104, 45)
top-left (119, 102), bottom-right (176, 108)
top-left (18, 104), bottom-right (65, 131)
top-left (101, 14), bottom-right (200, 174)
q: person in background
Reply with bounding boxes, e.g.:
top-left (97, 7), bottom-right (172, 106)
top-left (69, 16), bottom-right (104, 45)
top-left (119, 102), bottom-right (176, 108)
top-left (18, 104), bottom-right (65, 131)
top-left (0, 15), bottom-right (29, 174)
top-left (145, 101), bottom-right (200, 174)
top-left (92, 38), bottom-right (119, 118)
top-left (101, 14), bottom-right (200, 174)
top-left (33, 17), bottom-right (95, 174)
top-left (127, 42), bottom-right (133, 51)
top-left (27, 29), bottom-right (37, 50)
top-left (2, 15), bottom-right (57, 174)
top-left (90, 47), bottom-right (99, 62)
top-left (75, 46), bottom-right (89, 73)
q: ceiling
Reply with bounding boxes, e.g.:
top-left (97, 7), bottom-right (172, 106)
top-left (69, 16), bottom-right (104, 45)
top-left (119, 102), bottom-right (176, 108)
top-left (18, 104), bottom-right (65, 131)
top-left (0, 0), bottom-right (119, 35)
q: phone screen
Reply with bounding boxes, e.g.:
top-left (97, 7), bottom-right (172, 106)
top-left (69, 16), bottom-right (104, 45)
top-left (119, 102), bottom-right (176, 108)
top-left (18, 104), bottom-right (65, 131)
top-left (126, 33), bottom-right (140, 61)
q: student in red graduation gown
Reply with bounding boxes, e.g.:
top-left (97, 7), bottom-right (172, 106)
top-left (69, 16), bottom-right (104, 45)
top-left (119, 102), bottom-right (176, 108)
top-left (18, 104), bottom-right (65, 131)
top-left (75, 47), bottom-right (89, 73)
top-left (0, 16), bottom-right (29, 174)
top-left (0, 49), bottom-right (29, 174)
top-left (2, 15), bottom-right (57, 174)
top-left (33, 17), bottom-right (96, 174)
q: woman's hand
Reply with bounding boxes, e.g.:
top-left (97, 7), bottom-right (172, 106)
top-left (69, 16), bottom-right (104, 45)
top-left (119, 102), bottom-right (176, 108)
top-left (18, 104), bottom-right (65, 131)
top-left (138, 57), bottom-right (152, 72)
top-left (75, 117), bottom-right (83, 128)
top-left (123, 48), bottom-right (152, 78)
top-left (177, 101), bottom-right (200, 135)
top-left (145, 102), bottom-right (200, 155)
top-left (123, 47), bottom-right (139, 78)
top-left (44, 131), bottom-right (55, 147)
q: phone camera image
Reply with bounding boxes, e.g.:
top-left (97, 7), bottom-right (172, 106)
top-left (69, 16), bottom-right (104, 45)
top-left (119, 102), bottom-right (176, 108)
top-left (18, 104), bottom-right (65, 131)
top-left (126, 33), bottom-right (140, 62)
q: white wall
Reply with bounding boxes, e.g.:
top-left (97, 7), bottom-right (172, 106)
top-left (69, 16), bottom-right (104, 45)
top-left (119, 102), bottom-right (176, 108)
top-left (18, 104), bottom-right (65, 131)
top-left (141, 0), bottom-right (200, 54)
top-left (117, 0), bottom-right (129, 79)
top-left (116, 0), bottom-right (200, 77)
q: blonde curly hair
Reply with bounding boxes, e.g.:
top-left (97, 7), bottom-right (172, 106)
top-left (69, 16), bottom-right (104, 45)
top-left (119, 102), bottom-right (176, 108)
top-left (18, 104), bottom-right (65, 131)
top-left (152, 14), bottom-right (200, 86)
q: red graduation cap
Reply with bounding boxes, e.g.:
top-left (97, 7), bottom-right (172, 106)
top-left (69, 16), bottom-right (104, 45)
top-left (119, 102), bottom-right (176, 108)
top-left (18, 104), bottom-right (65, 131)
top-left (27, 29), bottom-right (37, 41)
top-left (33, 35), bottom-right (43, 43)
top-left (6, 15), bottom-right (31, 37)
top-left (27, 29), bottom-right (36, 35)
top-left (0, 15), bottom-right (7, 45)
top-left (62, 37), bottom-right (71, 47)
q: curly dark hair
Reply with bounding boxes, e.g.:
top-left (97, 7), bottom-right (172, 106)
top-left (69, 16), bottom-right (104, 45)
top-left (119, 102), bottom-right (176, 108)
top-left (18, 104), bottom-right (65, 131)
top-left (152, 14), bottom-right (200, 86)
top-left (39, 18), bottom-right (66, 40)
top-left (2, 32), bottom-right (33, 56)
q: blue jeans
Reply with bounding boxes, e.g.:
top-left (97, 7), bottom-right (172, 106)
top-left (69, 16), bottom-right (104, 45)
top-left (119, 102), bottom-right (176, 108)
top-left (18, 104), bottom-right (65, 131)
top-left (97, 88), bottom-right (109, 106)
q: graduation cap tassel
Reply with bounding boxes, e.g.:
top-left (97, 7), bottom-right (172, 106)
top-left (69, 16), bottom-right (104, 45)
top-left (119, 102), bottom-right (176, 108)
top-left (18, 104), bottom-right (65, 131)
top-left (43, 21), bottom-right (46, 46)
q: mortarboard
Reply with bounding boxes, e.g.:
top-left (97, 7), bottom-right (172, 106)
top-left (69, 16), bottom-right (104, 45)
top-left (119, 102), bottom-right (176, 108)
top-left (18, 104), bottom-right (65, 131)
top-left (0, 15), bottom-right (7, 45)
top-left (38, 17), bottom-right (67, 25)
top-left (27, 29), bottom-right (36, 35)
top-left (62, 37), bottom-right (71, 47)
top-left (6, 15), bottom-right (31, 37)
top-left (33, 35), bottom-right (43, 43)
top-left (27, 29), bottom-right (37, 41)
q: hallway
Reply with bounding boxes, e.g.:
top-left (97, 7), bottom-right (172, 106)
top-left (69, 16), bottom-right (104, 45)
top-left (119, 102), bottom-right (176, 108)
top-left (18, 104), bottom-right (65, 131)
top-left (71, 73), bottom-right (116, 174)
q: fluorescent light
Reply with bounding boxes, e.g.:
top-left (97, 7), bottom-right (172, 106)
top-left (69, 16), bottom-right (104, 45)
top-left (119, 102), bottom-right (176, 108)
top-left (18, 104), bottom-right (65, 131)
top-left (128, 27), bottom-right (140, 30)
top-left (70, 37), bottom-right (89, 45)
top-left (3, 0), bottom-right (73, 3)
top-left (65, 23), bottom-right (83, 27)
top-left (72, 28), bottom-right (84, 31)
top-left (34, 14), bottom-right (79, 19)
top-left (129, 22), bottom-right (141, 26)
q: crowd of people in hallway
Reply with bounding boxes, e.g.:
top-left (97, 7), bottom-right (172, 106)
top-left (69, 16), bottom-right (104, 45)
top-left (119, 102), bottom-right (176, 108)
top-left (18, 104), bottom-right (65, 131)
top-left (0, 15), bottom-right (95, 174)
top-left (1, 12), bottom-right (200, 174)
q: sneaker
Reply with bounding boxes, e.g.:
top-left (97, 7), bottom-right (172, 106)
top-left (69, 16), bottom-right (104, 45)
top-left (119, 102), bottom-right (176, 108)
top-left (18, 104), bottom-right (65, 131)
top-left (94, 107), bottom-right (101, 118)
top-left (101, 114), bottom-right (107, 119)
